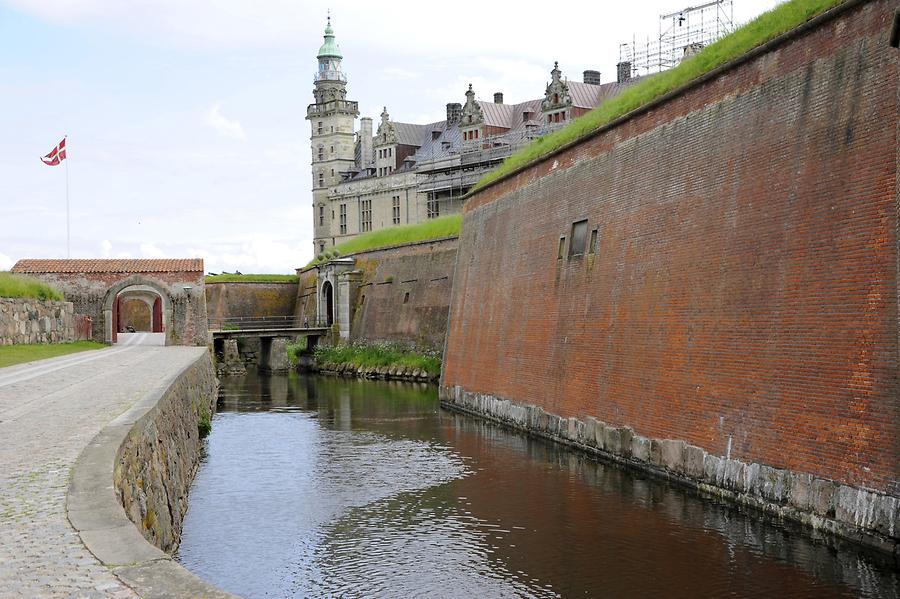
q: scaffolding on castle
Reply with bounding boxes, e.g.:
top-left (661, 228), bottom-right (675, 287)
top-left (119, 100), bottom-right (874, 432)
top-left (620, 0), bottom-right (734, 78)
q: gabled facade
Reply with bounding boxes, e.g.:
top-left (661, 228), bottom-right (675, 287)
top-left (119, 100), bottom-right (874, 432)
top-left (308, 19), bottom-right (634, 254)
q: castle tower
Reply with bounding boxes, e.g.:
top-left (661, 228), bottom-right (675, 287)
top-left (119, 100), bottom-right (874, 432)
top-left (307, 15), bottom-right (359, 254)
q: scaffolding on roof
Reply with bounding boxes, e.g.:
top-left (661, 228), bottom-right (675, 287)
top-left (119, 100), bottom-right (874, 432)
top-left (620, 0), bottom-right (734, 78)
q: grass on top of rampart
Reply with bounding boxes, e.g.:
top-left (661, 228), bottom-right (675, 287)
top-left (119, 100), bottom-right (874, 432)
top-left (204, 273), bottom-right (299, 284)
top-left (0, 272), bottom-right (64, 301)
top-left (471, 0), bottom-right (846, 193)
top-left (305, 214), bottom-right (461, 267)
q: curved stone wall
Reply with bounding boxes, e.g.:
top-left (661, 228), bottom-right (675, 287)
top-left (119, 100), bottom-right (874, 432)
top-left (67, 351), bottom-right (236, 597)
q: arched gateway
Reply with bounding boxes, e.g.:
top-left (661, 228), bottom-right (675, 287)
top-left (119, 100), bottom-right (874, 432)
top-left (10, 258), bottom-right (208, 346)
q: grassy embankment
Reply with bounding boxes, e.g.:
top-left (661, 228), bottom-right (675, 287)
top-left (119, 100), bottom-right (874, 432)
top-left (204, 273), bottom-right (299, 284)
top-left (0, 272), bottom-right (104, 367)
top-left (472, 0), bottom-right (846, 192)
top-left (287, 338), bottom-right (441, 377)
top-left (313, 343), bottom-right (442, 377)
top-left (0, 271), bottom-right (64, 301)
top-left (306, 214), bottom-right (461, 267)
top-left (0, 341), bottom-right (106, 369)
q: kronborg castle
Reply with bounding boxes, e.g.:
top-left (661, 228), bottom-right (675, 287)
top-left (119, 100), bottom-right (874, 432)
top-left (308, 18), bottom-right (632, 254)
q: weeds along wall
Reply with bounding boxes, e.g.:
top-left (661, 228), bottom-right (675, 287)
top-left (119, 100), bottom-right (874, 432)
top-left (443, 0), bottom-right (899, 503)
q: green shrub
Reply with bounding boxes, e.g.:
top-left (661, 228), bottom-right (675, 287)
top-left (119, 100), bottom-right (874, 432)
top-left (0, 272), bottom-right (64, 301)
top-left (286, 337), bottom-right (308, 366)
top-left (197, 403), bottom-right (212, 438)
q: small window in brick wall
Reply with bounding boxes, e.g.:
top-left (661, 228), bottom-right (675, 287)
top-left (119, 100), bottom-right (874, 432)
top-left (589, 227), bottom-right (599, 255)
top-left (569, 220), bottom-right (588, 257)
top-left (557, 236), bottom-right (566, 260)
top-left (403, 291), bottom-right (410, 304)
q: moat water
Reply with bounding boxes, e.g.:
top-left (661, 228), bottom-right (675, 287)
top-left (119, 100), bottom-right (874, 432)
top-left (176, 371), bottom-right (899, 598)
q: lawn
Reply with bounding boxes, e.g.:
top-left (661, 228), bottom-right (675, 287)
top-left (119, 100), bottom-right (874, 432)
top-left (0, 272), bottom-right (64, 301)
top-left (0, 341), bottom-right (106, 369)
top-left (306, 214), bottom-right (461, 267)
top-left (472, 0), bottom-right (846, 192)
top-left (205, 273), bottom-right (299, 284)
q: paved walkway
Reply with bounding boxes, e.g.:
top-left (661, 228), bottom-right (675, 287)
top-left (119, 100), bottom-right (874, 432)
top-left (0, 346), bottom-right (206, 598)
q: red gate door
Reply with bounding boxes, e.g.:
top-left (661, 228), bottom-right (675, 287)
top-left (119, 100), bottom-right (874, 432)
top-left (112, 295), bottom-right (120, 344)
top-left (152, 296), bottom-right (163, 333)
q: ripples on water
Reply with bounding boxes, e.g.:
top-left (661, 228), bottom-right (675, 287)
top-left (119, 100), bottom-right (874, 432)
top-left (176, 372), bottom-right (899, 598)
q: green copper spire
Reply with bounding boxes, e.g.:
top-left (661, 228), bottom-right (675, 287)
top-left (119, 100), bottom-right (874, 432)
top-left (317, 13), bottom-right (343, 59)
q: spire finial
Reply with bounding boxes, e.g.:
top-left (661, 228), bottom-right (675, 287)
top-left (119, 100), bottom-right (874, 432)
top-left (327, 8), bottom-right (331, 27)
top-left (554, 61), bottom-right (558, 69)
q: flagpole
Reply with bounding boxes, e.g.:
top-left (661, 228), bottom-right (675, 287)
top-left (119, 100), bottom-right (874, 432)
top-left (65, 135), bottom-right (70, 258)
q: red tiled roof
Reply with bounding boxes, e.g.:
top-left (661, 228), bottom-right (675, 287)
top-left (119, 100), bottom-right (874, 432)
top-left (11, 258), bottom-right (204, 274)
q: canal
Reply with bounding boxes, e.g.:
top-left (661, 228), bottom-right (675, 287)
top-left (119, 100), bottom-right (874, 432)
top-left (176, 371), bottom-right (899, 598)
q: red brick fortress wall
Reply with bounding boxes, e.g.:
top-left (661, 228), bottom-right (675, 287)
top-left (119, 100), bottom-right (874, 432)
top-left (443, 0), bottom-right (899, 506)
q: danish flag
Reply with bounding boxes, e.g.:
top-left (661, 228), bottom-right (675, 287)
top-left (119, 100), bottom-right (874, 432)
top-left (41, 137), bottom-right (67, 166)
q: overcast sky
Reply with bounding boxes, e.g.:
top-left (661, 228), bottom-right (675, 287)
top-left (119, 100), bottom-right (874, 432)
top-left (0, 0), bottom-right (782, 273)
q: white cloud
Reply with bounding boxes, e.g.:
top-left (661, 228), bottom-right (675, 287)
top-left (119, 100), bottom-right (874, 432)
top-left (205, 104), bottom-right (246, 140)
top-left (0, 252), bottom-right (13, 270)
top-left (139, 243), bottom-right (166, 258)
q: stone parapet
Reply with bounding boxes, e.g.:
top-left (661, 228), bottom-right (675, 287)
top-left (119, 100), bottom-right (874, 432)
top-left (67, 350), bottom-right (235, 598)
top-left (0, 298), bottom-right (75, 345)
top-left (440, 385), bottom-right (900, 562)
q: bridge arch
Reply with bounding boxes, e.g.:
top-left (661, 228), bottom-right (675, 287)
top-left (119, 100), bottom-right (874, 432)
top-left (102, 276), bottom-right (172, 344)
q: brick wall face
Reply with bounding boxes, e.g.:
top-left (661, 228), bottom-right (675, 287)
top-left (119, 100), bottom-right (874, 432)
top-left (349, 238), bottom-right (457, 351)
top-left (444, 1), bottom-right (899, 495)
top-left (205, 282), bottom-right (297, 321)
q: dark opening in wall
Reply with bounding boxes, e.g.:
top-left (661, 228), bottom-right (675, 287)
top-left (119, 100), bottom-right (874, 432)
top-left (360, 294), bottom-right (366, 305)
top-left (557, 237), bottom-right (566, 260)
top-left (589, 227), bottom-right (599, 255)
top-left (403, 292), bottom-right (410, 304)
top-left (569, 220), bottom-right (588, 257)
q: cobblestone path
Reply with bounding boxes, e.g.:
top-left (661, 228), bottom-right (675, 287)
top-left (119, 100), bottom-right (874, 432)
top-left (0, 346), bottom-right (204, 598)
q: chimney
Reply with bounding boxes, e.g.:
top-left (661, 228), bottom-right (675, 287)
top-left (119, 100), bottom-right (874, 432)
top-left (616, 61), bottom-right (632, 84)
top-left (359, 117), bottom-right (373, 169)
top-left (583, 70), bottom-right (601, 85)
top-left (493, 92), bottom-right (504, 104)
top-left (446, 102), bottom-right (462, 124)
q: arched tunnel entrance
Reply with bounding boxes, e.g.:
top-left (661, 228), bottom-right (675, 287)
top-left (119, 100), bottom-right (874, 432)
top-left (106, 282), bottom-right (170, 345)
top-left (322, 281), bottom-right (334, 328)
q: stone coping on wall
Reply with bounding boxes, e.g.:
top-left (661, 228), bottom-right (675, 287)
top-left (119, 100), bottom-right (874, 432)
top-left (66, 350), bottom-right (237, 599)
top-left (440, 385), bottom-right (900, 563)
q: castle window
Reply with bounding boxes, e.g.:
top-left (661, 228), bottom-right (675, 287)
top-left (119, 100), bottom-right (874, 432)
top-left (330, 146), bottom-right (334, 153)
top-left (331, 169), bottom-right (334, 177)
top-left (317, 121), bottom-right (323, 134)
top-left (427, 195), bottom-right (440, 219)
top-left (317, 146), bottom-right (324, 161)
top-left (361, 199), bottom-right (372, 232)
top-left (589, 227), bottom-right (599, 255)
top-left (569, 220), bottom-right (588, 257)
top-left (392, 196), bottom-right (400, 224)
top-left (319, 242), bottom-right (325, 253)
top-left (557, 236), bottom-right (566, 260)
top-left (339, 204), bottom-right (347, 234)
top-left (475, 130), bottom-right (479, 139)
top-left (318, 205), bottom-right (324, 227)
top-left (403, 292), bottom-right (410, 304)
top-left (318, 173), bottom-right (324, 187)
